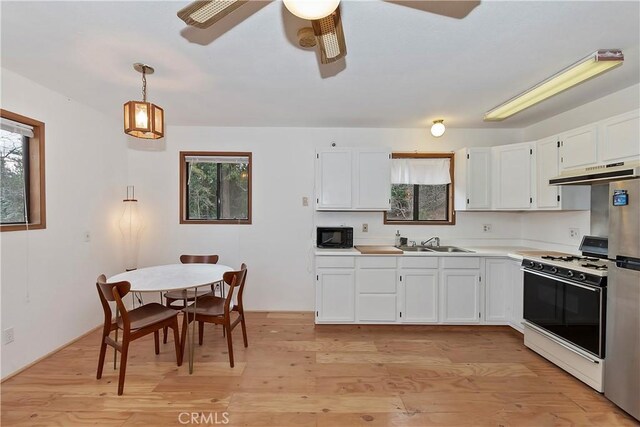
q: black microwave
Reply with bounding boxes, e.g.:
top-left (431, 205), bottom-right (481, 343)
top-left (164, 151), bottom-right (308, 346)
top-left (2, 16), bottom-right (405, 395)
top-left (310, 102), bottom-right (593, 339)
top-left (317, 227), bottom-right (353, 248)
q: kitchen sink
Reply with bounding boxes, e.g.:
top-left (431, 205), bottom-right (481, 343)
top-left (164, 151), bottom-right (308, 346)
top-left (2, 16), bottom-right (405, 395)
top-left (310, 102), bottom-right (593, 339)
top-left (397, 245), bottom-right (474, 253)
top-left (427, 246), bottom-right (474, 253)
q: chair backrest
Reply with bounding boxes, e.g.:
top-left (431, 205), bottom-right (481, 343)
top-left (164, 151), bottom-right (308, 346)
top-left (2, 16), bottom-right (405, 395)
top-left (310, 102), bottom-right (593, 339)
top-left (96, 275), bottom-right (132, 330)
top-left (222, 267), bottom-right (247, 313)
top-left (236, 263), bottom-right (248, 307)
top-left (180, 254), bottom-right (219, 264)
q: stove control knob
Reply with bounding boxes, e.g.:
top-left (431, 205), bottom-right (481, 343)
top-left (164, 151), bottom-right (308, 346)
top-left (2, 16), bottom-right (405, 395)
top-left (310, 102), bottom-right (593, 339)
top-left (536, 263), bottom-right (544, 270)
top-left (567, 270), bottom-right (574, 278)
top-left (577, 273), bottom-right (587, 281)
top-left (550, 267), bottom-right (558, 273)
top-left (528, 261), bottom-right (535, 268)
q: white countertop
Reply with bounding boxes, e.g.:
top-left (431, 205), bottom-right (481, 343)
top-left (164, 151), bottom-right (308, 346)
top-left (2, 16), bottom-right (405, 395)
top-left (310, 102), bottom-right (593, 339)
top-left (315, 246), bottom-right (542, 260)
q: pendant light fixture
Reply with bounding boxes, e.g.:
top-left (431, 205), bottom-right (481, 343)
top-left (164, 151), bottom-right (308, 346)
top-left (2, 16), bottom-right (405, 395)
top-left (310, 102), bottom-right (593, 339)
top-left (431, 120), bottom-right (446, 137)
top-left (484, 49), bottom-right (624, 121)
top-left (123, 63), bottom-right (164, 139)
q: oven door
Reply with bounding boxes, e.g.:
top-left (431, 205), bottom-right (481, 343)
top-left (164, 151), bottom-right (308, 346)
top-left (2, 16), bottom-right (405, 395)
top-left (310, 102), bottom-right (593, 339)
top-left (523, 270), bottom-right (605, 358)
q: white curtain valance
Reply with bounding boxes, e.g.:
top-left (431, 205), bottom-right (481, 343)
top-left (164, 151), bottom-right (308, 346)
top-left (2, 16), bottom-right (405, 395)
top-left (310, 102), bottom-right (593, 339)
top-left (1, 118), bottom-right (34, 138)
top-left (391, 158), bottom-right (451, 185)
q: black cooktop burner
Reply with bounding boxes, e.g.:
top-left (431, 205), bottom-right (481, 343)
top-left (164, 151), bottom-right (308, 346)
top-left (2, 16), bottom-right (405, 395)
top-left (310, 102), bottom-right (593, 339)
top-left (541, 255), bottom-right (600, 262)
top-left (581, 263), bottom-right (608, 270)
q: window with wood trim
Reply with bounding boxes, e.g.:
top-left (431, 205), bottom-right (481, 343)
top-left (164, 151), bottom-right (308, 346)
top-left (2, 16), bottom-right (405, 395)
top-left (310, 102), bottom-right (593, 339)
top-left (0, 110), bottom-right (46, 232)
top-left (180, 151), bottom-right (252, 224)
top-left (384, 152), bottom-right (455, 225)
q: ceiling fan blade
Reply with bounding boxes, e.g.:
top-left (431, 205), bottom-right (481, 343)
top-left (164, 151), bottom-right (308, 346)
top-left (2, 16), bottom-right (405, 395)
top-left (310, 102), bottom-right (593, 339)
top-left (177, 0), bottom-right (249, 29)
top-left (385, 1), bottom-right (480, 19)
top-left (311, 7), bottom-right (347, 64)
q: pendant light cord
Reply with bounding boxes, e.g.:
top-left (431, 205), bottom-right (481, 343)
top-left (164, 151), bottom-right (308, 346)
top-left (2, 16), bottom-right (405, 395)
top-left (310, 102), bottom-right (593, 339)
top-left (141, 67), bottom-right (147, 102)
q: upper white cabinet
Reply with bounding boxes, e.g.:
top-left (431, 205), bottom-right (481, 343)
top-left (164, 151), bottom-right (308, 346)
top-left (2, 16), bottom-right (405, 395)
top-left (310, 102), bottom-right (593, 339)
top-left (316, 149), bottom-right (353, 209)
top-left (316, 148), bottom-right (391, 211)
top-left (536, 137), bottom-right (590, 210)
top-left (559, 124), bottom-right (598, 170)
top-left (354, 149), bottom-right (392, 210)
top-left (492, 142), bottom-right (534, 210)
top-left (455, 148), bottom-right (491, 210)
top-left (598, 110), bottom-right (640, 163)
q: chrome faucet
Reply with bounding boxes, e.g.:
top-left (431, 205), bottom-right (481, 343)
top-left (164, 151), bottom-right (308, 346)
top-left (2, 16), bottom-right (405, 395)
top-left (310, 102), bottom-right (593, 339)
top-left (421, 237), bottom-right (440, 247)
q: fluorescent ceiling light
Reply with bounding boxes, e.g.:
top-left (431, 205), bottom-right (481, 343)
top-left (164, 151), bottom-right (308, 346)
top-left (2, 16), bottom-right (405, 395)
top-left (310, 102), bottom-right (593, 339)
top-left (484, 49), bottom-right (624, 121)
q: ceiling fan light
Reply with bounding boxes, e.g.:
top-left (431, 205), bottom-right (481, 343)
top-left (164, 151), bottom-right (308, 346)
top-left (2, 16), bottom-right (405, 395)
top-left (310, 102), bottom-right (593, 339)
top-left (431, 120), bottom-right (445, 138)
top-left (283, 0), bottom-right (340, 20)
top-left (484, 49), bottom-right (624, 121)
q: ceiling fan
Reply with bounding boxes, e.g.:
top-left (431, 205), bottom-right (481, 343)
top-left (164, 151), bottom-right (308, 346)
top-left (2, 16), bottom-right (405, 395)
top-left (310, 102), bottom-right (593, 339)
top-left (177, 1), bottom-right (479, 65)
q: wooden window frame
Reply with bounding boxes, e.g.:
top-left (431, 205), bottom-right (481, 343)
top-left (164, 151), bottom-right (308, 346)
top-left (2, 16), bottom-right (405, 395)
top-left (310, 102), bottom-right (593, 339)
top-left (383, 152), bottom-right (456, 226)
top-left (0, 109), bottom-right (46, 232)
top-left (179, 151), bottom-right (252, 225)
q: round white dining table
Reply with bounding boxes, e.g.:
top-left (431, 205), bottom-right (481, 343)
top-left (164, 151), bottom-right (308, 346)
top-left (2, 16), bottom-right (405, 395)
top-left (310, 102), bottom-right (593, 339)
top-left (108, 263), bottom-right (233, 374)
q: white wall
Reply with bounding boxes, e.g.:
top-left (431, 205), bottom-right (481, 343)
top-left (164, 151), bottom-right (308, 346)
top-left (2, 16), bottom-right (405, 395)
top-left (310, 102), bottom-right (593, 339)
top-left (128, 126), bottom-right (523, 312)
top-left (523, 83), bottom-right (640, 140)
top-left (0, 69), bottom-right (127, 378)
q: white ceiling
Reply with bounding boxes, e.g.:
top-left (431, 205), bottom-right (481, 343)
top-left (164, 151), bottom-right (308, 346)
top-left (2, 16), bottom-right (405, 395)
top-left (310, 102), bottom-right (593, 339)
top-left (1, 1), bottom-right (639, 129)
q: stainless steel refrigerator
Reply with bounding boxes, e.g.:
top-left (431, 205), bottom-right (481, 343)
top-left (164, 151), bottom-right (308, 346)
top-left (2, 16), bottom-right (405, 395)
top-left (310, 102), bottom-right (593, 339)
top-left (605, 178), bottom-right (640, 421)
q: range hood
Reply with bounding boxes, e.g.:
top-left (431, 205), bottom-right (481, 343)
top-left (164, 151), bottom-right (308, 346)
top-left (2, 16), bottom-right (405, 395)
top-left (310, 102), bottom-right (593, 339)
top-left (550, 161), bottom-right (640, 185)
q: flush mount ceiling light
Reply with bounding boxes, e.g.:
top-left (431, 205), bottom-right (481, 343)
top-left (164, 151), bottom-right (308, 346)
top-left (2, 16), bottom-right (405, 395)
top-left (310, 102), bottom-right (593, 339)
top-left (484, 49), bottom-right (624, 121)
top-left (283, 0), bottom-right (340, 20)
top-left (123, 63), bottom-right (164, 139)
top-left (431, 120), bottom-right (446, 137)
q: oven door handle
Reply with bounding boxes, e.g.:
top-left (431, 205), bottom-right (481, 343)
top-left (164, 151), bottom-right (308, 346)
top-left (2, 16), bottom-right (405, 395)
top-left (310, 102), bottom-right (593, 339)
top-left (523, 321), bottom-right (601, 364)
top-left (521, 269), bottom-right (601, 292)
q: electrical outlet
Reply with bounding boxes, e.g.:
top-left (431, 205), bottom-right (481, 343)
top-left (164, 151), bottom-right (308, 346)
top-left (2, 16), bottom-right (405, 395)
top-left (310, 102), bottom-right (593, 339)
top-left (362, 223), bottom-right (368, 233)
top-left (569, 228), bottom-right (580, 238)
top-left (3, 327), bottom-right (14, 345)
top-left (483, 224), bottom-right (492, 233)
top-left (302, 197), bottom-right (309, 207)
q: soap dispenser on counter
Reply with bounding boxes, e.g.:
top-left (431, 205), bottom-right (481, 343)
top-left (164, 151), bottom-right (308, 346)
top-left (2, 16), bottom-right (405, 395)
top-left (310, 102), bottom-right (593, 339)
top-left (395, 230), bottom-right (401, 247)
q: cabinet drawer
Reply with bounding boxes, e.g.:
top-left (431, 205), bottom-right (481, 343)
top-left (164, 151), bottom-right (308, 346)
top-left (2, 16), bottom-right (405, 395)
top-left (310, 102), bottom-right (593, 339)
top-left (316, 256), bottom-right (355, 268)
top-left (358, 269), bottom-right (397, 293)
top-left (400, 257), bottom-right (439, 269)
top-left (358, 257), bottom-right (397, 269)
top-left (358, 294), bottom-right (397, 322)
top-left (441, 257), bottom-right (481, 269)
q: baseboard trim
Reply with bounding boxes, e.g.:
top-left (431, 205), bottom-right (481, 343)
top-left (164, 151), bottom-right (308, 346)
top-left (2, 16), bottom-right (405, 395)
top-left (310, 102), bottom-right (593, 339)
top-left (1, 324), bottom-right (102, 383)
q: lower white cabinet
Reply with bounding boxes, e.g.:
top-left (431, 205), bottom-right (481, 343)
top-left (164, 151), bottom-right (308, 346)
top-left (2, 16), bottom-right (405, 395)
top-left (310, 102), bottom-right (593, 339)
top-left (484, 258), bottom-right (512, 323)
top-left (399, 269), bottom-right (438, 323)
top-left (510, 260), bottom-right (524, 332)
top-left (316, 269), bottom-right (356, 322)
top-left (440, 269), bottom-right (481, 324)
top-left (356, 263), bottom-right (397, 322)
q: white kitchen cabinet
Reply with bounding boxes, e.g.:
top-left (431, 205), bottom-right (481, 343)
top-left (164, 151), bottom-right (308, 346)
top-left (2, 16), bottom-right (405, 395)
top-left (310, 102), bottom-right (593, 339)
top-left (354, 149), bottom-right (392, 210)
top-left (510, 260), bottom-right (524, 332)
top-left (316, 269), bottom-right (356, 322)
top-left (316, 149), bottom-right (352, 209)
top-left (315, 148), bottom-right (391, 211)
top-left (484, 258), bottom-right (512, 323)
top-left (598, 109), bottom-right (640, 163)
top-left (399, 269), bottom-right (438, 323)
top-left (440, 269), bottom-right (481, 324)
top-left (492, 142), bottom-right (534, 209)
top-left (316, 256), bottom-right (356, 323)
top-left (356, 257), bottom-right (397, 323)
top-left (536, 137), bottom-right (590, 210)
top-left (454, 147), bottom-right (492, 210)
top-left (559, 124), bottom-right (598, 170)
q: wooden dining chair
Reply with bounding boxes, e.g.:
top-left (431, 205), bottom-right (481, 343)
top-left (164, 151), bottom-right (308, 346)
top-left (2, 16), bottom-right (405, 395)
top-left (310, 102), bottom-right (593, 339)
top-left (180, 264), bottom-right (248, 367)
top-left (162, 254), bottom-right (220, 343)
top-left (95, 275), bottom-right (182, 395)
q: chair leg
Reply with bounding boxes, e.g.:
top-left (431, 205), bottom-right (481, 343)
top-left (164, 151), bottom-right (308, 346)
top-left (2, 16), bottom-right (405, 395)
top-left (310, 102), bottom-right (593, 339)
top-left (172, 318), bottom-right (182, 367)
top-left (154, 330), bottom-right (160, 355)
top-left (117, 340), bottom-right (130, 396)
top-left (163, 298), bottom-right (172, 344)
top-left (225, 322), bottom-right (234, 368)
top-left (179, 312), bottom-right (190, 366)
top-left (240, 313), bottom-right (248, 348)
top-left (198, 321), bottom-right (204, 346)
top-left (96, 335), bottom-right (108, 379)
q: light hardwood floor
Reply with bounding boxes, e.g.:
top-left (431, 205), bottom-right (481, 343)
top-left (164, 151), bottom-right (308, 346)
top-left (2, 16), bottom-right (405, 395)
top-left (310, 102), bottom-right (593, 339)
top-left (1, 312), bottom-right (638, 426)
